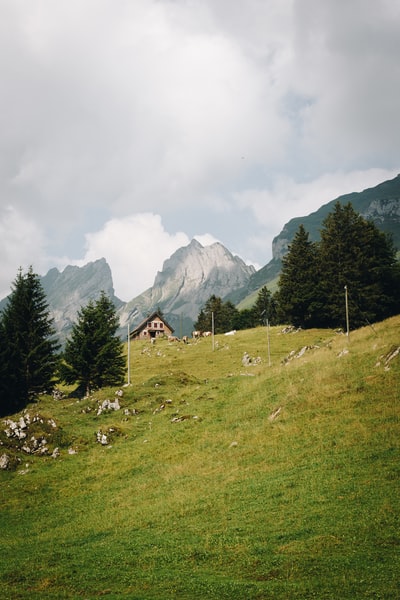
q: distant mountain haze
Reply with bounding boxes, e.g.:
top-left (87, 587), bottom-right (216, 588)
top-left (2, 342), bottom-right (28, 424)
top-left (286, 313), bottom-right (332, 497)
top-left (1, 175), bottom-right (399, 341)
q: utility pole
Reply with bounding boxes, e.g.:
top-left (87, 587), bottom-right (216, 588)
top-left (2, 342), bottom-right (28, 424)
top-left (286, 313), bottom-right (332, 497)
top-left (211, 311), bottom-right (215, 351)
top-left (266, 318), bottom-right (271, 367)
top-left (262, 309), bottom-right (271, 366)
top-left (127, 321), bottom-right (131, 385)
top-left (127, 308), bottom-right (138, 386)
top-left (344, 285), bottom-right (350, 339)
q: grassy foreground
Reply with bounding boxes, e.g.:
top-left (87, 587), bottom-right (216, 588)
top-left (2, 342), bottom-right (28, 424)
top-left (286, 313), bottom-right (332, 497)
top-left (1, 317), bottom-right (399, 599)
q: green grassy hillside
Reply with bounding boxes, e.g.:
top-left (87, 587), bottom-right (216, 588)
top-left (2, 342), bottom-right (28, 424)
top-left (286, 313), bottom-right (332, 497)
top-left (1, 317), bottom-right (399, 599)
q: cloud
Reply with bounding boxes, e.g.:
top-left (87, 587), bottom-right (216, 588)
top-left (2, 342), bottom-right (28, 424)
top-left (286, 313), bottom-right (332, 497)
top-left (0, 1), bottom-right (399, 303)
top-left (234, 167), bottom-right (400, 258)
top-left (289, 0), bottom-right (400, 169)
top-left (0, 206), bottom-right (48, 298)
top-left (71, 214), bottom-right (190, 301)
top-left (194, 233), bottom-right (220, 247)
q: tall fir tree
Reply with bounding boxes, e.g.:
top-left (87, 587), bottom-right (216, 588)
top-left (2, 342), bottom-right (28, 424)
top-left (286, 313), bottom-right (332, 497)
top-left (253, 286), bottom-right (278, 325)
top-left (194, 295), bottom-right (239, 334)
top-left (0, 267), bottom-right (59, 416)
top-left (275, 224), bottom-right (320, 327)
top-left (61, 291), bottom-right (126, 395)
top-left (318, 202), bottom-right (400, 328)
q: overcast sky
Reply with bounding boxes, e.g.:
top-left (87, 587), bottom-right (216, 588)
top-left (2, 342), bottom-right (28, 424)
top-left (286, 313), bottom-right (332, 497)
top-left (1, 0), bottom-right (399, 301)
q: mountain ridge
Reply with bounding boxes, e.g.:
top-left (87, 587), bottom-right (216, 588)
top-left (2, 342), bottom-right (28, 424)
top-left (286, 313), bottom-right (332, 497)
top-left (119, 239), bottom-right (255, 337)
top-left (232, 173), bottom-right (400, 307)
top-left (1, 175), bottom-right (399, 341)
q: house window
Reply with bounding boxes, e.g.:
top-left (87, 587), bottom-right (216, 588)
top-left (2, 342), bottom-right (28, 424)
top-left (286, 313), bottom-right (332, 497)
top-left (159, 322), bottom-right (164, 329)
top-left (147, 322), bottom-right (152, 328)
top-left (154, 322), bottom-right (158, 328)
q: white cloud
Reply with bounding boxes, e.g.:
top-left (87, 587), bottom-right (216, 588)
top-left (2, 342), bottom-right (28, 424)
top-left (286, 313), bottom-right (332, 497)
top-left (71, 214), bottom-right (190, 301)
top-left (194, 233), bottom-right (220, 247)
top-left (289, 0), bottom-right (400, 169)
top-left (0, 206), bottom-right (48, 298)
top-left (234, 167), bottom-right (400, 257)
top-left (0, 1), bottom-right (399, 302)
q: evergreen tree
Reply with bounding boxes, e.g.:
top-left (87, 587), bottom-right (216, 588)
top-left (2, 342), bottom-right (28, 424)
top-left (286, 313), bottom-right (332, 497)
top-left (276, 224), bottom-right (320, 327)
top-left (0, 267), bottom-right (59, 416)
top-left (252, 285), bottom-right (278, 326)
top-left (318, 202), bottom-right (400, 328)
top-left (61, 292), bottom-right (126, 395)
top-left (194, 295), bottom-right (221, 333)
top-left (234, 308), bottom-right (257, 330)
top-left (194, 308), bottom-right (207, 333)
top-left (194, 295), bottom-right (240, 334)
top-left (0, 318), bottom-right (9, 407)
top-left (219, 300), bottom-right (240, 332)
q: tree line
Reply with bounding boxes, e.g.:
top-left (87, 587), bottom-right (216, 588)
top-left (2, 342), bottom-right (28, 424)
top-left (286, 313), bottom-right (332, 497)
top-left (0, 272), bottom-right (125, 417)
top-left (195, 202), bottom-right (400, 333)
top-left (1, 201), bottom-right (399, 416)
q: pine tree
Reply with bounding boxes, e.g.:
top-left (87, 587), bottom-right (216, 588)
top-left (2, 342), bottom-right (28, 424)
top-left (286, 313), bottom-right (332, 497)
top-left (194, 295), bottom-right (239, 334)
top-left (61, 292), bottom-right (126, 395)
top-left (0, 267), bottom-right (59, 416)
top-left (276, 224), bottom-right (320, 327)
top-left (252, 286), bottom-right (278, 325)
top-left (234, 308), bottom-right (257, 330)
top-left (318, 202), bottom-right (400, 328)
top-left (194, 295), bottom-right (221, 332)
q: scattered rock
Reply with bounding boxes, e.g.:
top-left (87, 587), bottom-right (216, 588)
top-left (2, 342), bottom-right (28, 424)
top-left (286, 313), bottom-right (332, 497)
top-left (0, 453), bottom-right (10, 470)
top-left (97, 431), bottom-right (109, 445)
top-left (124, 407), bottom-right (139, 416)
top-left (97, 398), bottom-right (120, 415)
top-left (95, 427), bottom-right (121, 446)
top-left (242, 352), bottom-right (262, 366)
top-left (171, 415), bottom-right (200, 423)
top-left (281, 326), bottom-right (301, 334)
top-left (375, 345), bottom-right (400, 370)
top-left (337, 348), bottom-right (349, 357)
top-left (2, 413), bottom-right (61, 458)
top-left (268, 406), bottom-right (282, 422)
top-left (53, 388), bottom-right (65, 400)
top-left (282, 345), bottom-right (319, 364)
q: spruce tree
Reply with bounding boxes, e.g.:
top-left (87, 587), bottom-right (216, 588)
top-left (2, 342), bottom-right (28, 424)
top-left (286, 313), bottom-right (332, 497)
top-left (318, 202), bottom-right (400, 328)
top-left (234, 308), bottom-right (257, 330)
top-left (61, 292), bottom-right (126, 395)
top-left (0, 267), bottom-right (59, 416)
top-left (276, 224), bottom-right (320, 327)
top-left (253, 286), bottom-right (278, 325)
top-left (194, 295), bottom-right (239, 334)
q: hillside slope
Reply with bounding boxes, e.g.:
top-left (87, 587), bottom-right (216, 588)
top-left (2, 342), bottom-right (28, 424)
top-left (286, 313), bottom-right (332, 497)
top-left (234, 174), bottom-right (400, 306)
top-left (1, 316), bottom-right (399, 598)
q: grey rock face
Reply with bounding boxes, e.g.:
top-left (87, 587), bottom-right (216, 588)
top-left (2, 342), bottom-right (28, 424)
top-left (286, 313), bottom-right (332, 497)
top-left (41, 258), bottom-right (123, 344)
top-left (120, 240), bottom-right (255, 335)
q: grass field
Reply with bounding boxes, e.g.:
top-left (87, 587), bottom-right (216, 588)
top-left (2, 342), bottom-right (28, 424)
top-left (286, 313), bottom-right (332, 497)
top-left (1, 317), bottom-right (399, 599)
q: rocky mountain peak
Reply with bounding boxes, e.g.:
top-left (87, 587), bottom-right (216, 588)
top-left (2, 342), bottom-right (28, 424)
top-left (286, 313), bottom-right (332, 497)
top-left (120, 240), bottom-right (255, 336)
top-left (40, 258), bottom-right (123, 344)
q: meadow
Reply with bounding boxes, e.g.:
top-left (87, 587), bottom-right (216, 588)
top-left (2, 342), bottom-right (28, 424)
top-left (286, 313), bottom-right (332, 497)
top-left (1, 317), bottom-right (399, 599)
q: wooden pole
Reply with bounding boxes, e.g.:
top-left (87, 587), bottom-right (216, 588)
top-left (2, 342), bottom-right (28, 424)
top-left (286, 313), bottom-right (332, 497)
top-left (127, 321), bottom-right (131, 385)
top-left (267, 318), bottom-right (271, 366)
top-left (344, 285), bottom-right (350, 339)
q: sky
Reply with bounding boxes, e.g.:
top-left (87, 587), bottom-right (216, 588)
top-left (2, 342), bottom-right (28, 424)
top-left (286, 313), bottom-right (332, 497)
top-left (1, 0), bottom-right (399, 301)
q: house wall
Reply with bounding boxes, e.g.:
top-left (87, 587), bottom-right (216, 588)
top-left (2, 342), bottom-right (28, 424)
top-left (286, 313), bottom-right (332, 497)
top-left (132, 316), bottom-right (173, 340)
